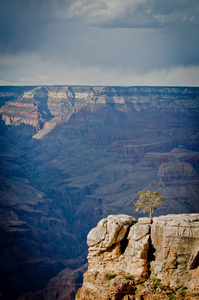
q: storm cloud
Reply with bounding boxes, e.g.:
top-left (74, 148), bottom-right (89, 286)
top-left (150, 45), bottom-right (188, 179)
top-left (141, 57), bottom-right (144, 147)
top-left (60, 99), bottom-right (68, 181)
top-left (0, 0), bottom-right (199, 86)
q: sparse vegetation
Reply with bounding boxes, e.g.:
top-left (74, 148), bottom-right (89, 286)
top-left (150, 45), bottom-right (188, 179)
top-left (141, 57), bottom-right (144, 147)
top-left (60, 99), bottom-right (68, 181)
top-left (180, 286), bottom-right (187, 298)
top-left (149, 277), bottom-right (161, 283)
top-left (76, 287), bottom-right (82, 296)
top-left (104, 273), bottom-right (116, 281)
top-left (169, 294), bottom-right (176, 300)
top-left (159, 284), bottom-right (168, 291)
top-left (123, 274), bottom-right (134, 280)
top-left (140, 278), bottom-right (146, 285)
top-left (141, 282), bottom-right (145, 286)
top-left (134, 190), bottom-right (163, 222)
top-left (148, 277), bottom-right (161, 289)
top-left (134, 289), bottom-right (139, 297)
top-left (106, 284), bottom-right (110, 291)
top-left (149, 267), bottom-right (153, 272)
top-left (180, 290), bottom-right (186, 298)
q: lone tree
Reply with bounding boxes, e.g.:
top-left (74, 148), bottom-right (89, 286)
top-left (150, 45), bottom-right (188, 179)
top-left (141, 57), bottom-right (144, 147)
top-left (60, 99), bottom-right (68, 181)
top-left (134, 190), bottom-right (163, 223)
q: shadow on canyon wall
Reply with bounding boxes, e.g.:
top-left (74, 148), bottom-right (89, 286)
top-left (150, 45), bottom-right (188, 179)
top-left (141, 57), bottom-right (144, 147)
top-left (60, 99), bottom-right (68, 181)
top-left (0, 86), bottom-right (198, 299)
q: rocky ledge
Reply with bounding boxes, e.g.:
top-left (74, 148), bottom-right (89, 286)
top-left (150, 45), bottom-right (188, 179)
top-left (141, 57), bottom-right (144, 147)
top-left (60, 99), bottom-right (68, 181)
top-left (76, 214), bottom-right (199, 300)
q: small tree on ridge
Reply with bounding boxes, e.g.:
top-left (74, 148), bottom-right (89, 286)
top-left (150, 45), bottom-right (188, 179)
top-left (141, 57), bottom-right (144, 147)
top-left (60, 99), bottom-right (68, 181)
top-left (134, 190), bottom-right (163, 223)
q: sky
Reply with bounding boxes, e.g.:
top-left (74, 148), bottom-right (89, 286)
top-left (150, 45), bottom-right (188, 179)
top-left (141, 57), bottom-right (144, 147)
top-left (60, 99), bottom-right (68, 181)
top-left (0, 0), bottom-right (199, 86)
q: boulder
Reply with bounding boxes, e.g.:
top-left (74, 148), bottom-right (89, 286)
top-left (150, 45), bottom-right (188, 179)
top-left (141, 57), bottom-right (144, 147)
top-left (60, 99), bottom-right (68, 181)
top-left (87, 214), bottom-right (135, 251)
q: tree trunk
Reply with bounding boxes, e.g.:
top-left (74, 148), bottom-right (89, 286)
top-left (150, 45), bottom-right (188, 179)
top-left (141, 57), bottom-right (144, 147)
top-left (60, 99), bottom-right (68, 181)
top-left (150, 210), bottom-right (152, 224)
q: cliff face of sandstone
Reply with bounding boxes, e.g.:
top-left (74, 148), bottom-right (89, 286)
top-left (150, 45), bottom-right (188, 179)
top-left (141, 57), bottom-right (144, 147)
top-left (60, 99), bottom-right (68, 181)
top-left (0, 86), bottom-right (199, 139)
top-left (76, 214), bottom-right (199, 300)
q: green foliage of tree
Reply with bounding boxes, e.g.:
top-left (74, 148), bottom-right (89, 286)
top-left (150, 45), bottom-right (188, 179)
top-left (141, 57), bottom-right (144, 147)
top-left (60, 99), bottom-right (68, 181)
top-left (134, 190), bottom-right (163, 223)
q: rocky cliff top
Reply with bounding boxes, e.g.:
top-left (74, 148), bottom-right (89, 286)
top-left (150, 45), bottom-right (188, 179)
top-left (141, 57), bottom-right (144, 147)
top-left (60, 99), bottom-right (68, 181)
top-left (77, 214), bottom-right (199, 300)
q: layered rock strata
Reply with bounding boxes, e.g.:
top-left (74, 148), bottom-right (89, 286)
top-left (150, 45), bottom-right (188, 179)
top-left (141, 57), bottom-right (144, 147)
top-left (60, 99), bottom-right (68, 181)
top-left (0, 86), bottom-right (199, 299)
top-left (76, 214), bottom-right (199, 300)
top-left (1, 86), bottom-right (199, 139)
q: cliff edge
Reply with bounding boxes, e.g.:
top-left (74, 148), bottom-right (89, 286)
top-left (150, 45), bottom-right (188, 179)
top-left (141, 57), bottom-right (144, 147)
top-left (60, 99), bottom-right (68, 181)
top-left (76, 214), bottom-right (199, 300)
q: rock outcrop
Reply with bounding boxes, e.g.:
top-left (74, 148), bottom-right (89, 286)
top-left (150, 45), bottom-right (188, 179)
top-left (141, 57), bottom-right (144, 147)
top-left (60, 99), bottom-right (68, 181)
top-left (76, 214), bottom-right (199, 300)
top-left (151, 215), bottom-right (199, 290)
top-left (0, 100), bottom-right (45, 131)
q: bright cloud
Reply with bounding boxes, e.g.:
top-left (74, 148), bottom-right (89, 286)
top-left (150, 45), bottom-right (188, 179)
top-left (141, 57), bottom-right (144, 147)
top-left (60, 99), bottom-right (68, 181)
top-left (66, 0), bottom-right (147, 20)
top-left (0, 0), bottom-right (198, 86)
top-left (63, 0), bottom-right (199, 28)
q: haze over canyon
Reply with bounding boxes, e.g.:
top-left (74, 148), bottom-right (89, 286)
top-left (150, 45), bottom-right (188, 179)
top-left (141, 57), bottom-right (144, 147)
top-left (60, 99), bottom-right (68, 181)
top-left (0, 85), bottom-right (199, 299)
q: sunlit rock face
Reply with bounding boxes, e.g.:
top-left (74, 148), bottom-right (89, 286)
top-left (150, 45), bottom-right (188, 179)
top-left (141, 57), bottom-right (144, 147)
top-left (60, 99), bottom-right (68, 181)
top-left (151, 215), bottom-right (199, 289)
top-left (77, 214), bottom-right (199, 300)
top-left (0, 86), bottom-right (199, 299)
top-left (1, 86), bottom-right (199, 139)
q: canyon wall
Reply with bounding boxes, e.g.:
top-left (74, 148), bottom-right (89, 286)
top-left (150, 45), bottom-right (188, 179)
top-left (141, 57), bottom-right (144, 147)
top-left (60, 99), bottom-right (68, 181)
top-left (77, 214), bottom-right (199, 300)
top-left (0, 86), bottom-right (199, 299)
top-left (1, 86), bottom-right (199, 139)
